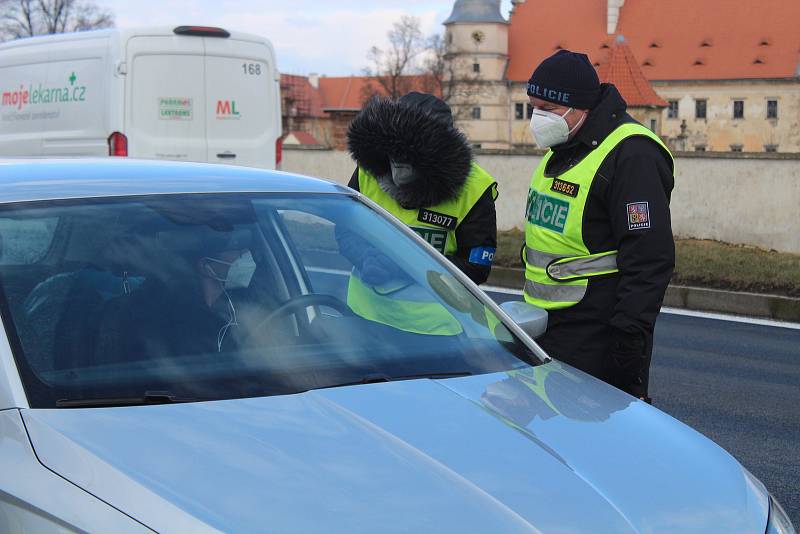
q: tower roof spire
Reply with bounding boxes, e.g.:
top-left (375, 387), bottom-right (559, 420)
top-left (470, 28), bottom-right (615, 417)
top-left (444, 0), bottom-right (507, 25)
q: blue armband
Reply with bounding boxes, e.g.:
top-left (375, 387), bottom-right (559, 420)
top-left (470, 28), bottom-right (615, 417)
top-left (468, 246), bottom-right (496, 266)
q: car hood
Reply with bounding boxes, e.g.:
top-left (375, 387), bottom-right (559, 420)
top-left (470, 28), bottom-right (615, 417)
top-left (22, 361), bottom-right (767, 534)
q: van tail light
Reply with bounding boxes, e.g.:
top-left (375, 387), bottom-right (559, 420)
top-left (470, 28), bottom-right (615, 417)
top-left (108, 132), bottom-right (128, 157)
top-left (174, 26), bottom-right (230, 38)
top-left (276, 137), bottom-right (283, 168)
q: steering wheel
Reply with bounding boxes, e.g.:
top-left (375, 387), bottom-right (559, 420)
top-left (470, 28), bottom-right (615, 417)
top-left (248, 293), bottom-right (355, 335)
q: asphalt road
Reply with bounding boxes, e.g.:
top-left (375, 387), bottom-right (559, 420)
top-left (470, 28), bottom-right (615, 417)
top-left (486, 288), bottom-right (800, 526)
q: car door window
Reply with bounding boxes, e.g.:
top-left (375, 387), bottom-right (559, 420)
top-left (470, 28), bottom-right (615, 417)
top-left (276, 209), bottom-right (351, 302)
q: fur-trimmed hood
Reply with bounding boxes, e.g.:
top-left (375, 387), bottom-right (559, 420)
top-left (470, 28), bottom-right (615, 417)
top-left (347, 97), bottom-right (473, 209)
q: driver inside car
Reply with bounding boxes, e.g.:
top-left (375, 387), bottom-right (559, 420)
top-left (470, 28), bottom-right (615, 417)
top-left (94, 229), bottom-right (275, 364)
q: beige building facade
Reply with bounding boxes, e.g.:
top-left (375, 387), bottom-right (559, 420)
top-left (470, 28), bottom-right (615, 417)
top-left (654, 80), bottom-right (800, 153)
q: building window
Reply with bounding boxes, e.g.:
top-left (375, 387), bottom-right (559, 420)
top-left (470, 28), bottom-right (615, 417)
top-left (649, 119), bottom-right (657, 131)
top-left (730, 144), bottom-right (743, 152)
top-left (765, 144), bottom-right (778, 152)
top-left (473, 62), bottom-right (480, 73)
top-left (447, 32), bottom-right (453, 44)
top-left (472, 107), bottom-right (481, 120)
top-left (515, 103), bottom-right (524, 120)
top-left (526, 103), bottom-right (534, 119)
top-left (767, 100), bottom-right (778, 119)
top-left (667, 100), bottom-right (679, 118)
top-left (695, 99), bottom-right (707, 119)
top-left (694, 145), bottom-right (706, 152)
top-left (733, 100), bottom-right (744, 119)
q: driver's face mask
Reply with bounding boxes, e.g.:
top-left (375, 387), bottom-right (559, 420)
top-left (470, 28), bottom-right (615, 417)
top-left (202, 256), bottom-right (234, 283)
top-left (202, 252), bottom-right (256, 289)
top-left (224, 251), bottom-right (257, 289)
top-left (200, 251), bottom-right (255, 352)
top-left (389, 161), bottom-right (421, 187)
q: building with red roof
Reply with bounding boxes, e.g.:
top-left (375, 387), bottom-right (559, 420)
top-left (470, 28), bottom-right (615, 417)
top-left (280, 74), bottom-right (438, 149)
top-left (281, 0), bottom-right (800, 152)
top-left (445, 0), bottom-right (800, 152)
top-left (596, 35), bottom-right (668, 135)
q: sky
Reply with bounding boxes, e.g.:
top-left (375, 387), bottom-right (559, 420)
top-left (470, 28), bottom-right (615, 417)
top-left (101, 0), bottom-right (514, 76)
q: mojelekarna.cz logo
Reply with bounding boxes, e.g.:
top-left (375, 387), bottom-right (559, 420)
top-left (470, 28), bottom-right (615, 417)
top-left (2, 72), bottom-right (87, 110)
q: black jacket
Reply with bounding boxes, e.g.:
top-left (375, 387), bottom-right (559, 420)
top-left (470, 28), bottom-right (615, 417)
top-left (534, 84), bottom-right (675, 395)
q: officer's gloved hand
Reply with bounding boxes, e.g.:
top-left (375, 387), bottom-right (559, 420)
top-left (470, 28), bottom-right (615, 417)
top-left (360, 251), bottom-right (401, 287)
top-left (607, 331), bottom-right (647, 398)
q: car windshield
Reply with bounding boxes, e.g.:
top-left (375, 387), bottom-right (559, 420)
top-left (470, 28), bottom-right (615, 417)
top-left (0, 193), bottom-right (541, 408)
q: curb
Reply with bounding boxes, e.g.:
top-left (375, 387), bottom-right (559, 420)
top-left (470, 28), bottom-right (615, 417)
top-left (487, 267), bottom-right (800, 323)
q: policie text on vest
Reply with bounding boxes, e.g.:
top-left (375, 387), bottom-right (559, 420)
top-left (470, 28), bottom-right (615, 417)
top-left (526, 189), bottom-right (570, 234)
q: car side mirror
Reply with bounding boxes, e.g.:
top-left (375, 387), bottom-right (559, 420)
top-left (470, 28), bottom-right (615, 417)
top-left (500, 301), bottom-right (548, 339)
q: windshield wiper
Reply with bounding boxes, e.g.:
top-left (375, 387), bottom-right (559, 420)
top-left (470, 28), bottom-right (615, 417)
top-left (56, 391), bottom-right (199, 408)
top-left (316, 371), bottom-right (473, 391)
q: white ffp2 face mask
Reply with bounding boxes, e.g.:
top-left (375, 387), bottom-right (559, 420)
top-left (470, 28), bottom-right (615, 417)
top-left (201, 251), bottom-right (256, 289)
top-left (529, 107), bottom-right (584, 149)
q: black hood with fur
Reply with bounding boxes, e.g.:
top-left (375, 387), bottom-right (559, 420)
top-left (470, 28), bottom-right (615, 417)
top-left (347, 97), bottom-right (473, 209)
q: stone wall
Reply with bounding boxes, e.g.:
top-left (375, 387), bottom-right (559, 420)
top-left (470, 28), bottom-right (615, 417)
top-left (282, 146), bottom-right (800, 254)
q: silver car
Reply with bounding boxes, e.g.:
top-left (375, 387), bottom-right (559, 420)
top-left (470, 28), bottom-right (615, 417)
top-left (0, 159), bottom-right (794, 533)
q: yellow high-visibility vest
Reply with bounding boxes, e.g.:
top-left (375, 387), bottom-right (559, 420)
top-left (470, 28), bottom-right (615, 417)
top-left (524, 123), bottom-right (673, 310)
top-left (347, 163), bottom-right (497, 335)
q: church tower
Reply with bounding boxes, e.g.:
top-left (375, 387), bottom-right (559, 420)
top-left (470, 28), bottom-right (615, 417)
top-left (443, 0), bottom-right (511, 148)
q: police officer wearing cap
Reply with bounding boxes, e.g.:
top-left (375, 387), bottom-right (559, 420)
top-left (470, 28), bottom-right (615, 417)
top-left (522, 50), bottom-right (675, 402)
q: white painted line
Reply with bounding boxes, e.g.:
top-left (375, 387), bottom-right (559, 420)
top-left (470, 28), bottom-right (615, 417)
top-left (482, 286), bottom-right (800, 331)
top-left (660, 307), bottom-right (800, 330)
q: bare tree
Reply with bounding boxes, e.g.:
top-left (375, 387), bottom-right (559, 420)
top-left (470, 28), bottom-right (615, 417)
top-left (420, 31), bottom-right (490, 121)
top-left (1, 0), bottom-right (113, 41)
top-left (362, 15), bottom-right (427, 100)
top-left (362, 16), bottom-right (490, 121)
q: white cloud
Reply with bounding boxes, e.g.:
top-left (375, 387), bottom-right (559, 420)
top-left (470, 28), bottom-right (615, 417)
top-left (101, 0), bottom-right (512, 75)
top-left (215, 8), bottom-right (440, 75)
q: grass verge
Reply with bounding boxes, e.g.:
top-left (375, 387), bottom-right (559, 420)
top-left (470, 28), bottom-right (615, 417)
top-left (496, 230), bottom-right (800, 298)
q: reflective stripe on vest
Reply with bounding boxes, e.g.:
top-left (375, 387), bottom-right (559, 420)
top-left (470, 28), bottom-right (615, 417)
top-left (524, 123), bottom-right (674, 310)
top-left (526, 246), bottom-right (617, 281)
top-left (358, 163), bottom-right (497, 255)
top-left (523, 279), bottom-right (587, 303)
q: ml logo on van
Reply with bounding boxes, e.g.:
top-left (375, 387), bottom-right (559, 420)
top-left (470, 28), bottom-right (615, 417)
top-left (216, 100), bottom-right (241, 120)
top-left (1, 72), bottom-right (87, 111)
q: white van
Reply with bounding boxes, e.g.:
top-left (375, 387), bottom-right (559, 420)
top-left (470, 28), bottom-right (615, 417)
top-left (0, 26), bottom-right (282, 169)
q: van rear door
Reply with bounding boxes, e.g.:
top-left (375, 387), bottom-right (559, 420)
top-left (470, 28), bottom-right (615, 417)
top-left (125, 36), bottom-right (207, 162)
top-left (204, 37), bottom-right (278, 169)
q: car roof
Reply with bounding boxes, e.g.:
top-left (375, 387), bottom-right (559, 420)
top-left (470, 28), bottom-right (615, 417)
top-left (0, 158), bottom-right (352, 204)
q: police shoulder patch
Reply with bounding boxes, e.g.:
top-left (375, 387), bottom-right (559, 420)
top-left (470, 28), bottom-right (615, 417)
top-left (627, 201), bottom-right (651, 230)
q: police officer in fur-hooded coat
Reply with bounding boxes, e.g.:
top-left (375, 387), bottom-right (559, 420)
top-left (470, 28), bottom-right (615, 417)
top-left (343, 92), bottom-right (499, 285)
